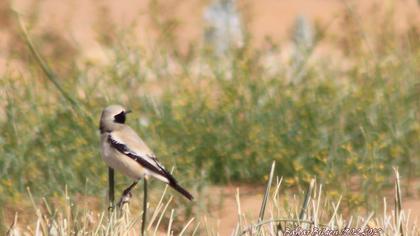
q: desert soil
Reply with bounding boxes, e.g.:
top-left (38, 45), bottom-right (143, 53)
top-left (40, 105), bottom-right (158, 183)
top-left (1, 0), bottom-right (419, 234)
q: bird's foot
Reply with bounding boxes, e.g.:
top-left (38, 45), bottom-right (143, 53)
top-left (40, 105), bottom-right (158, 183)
top-left (117, 192), bottom-right (133, 208)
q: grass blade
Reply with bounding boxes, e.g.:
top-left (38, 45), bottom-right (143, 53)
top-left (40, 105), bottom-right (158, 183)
top-left (394, 167), bottom-right (404, 236)
top-left (257, 161), bottom-right (276, 232)
top-left (299, 178), bottom-right (315, 221)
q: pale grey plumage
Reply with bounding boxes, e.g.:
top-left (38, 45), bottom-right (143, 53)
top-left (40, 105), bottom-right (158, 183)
top-left (99, 105), bottom-right (193, 201)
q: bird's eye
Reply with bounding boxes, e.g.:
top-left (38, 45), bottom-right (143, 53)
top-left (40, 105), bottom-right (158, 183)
top-left (114, 111), bottom-right (126, 124)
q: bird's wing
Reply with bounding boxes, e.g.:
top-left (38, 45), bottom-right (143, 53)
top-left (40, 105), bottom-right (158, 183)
top-left (107, 131), bottom-right (176, 183)
top-left (108, 127), bottom-right (194, 201)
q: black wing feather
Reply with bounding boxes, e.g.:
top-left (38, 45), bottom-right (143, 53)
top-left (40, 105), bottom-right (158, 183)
top-left (107, 135), bottom-right (194, 201)
top-left (107, 135), bottom-right (165, 178)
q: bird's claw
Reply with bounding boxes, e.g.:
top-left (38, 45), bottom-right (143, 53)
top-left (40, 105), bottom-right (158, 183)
top-left (117, 192), bottom-right (133, 208)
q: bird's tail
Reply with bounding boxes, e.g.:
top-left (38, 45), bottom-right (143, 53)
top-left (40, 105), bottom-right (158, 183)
top-left (154, 167), bottom-right (194, 201)
top-left (169, 181), bottom-right (194, 201)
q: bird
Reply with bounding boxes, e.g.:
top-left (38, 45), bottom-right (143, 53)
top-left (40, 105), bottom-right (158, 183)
top-left (99, 104), bottom-right (193, 206)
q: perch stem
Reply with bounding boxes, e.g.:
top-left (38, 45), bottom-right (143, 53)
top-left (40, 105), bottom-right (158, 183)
top-left (142, 178), bottom-right (148, 236)
top-left (108, 168), bottom-right (115, 211)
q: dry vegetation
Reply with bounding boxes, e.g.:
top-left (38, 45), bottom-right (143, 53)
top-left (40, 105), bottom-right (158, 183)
top-left (5, 164), bottom-right (419, 235)
top-left (0, 0), bottom-right (419, 235)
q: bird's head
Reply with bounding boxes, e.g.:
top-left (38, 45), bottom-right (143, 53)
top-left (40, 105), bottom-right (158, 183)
top-left (99, 105), bottom-right (131, 133)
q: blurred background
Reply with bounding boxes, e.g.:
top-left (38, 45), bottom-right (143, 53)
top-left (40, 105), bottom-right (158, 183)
top-left (0, 0), bottom-right (419, 234)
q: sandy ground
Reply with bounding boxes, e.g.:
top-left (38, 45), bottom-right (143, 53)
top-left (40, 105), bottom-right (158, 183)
top-left (212, 185), bottom-right (420, 235)
top-left (3, 184), bottom-right (419, 235)
top-left (0, 0), bottom-right (417, 74)
top-left (1, 0), bottom-right (419, 59)
top-left (1, 0), bottom-right (419, 234)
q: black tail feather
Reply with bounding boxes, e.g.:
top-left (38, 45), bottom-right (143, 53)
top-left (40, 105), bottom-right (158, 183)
top-left (158, 166), bottom-right (193, 201)
top-left (169, 181), bottom-right (194, 201)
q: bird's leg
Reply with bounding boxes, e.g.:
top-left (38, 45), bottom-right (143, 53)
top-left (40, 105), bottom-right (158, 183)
top-left (117, 181), bottom-right (138, 207)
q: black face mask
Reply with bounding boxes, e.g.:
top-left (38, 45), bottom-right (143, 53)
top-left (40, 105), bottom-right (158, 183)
top-left (114, 111), bottom-right (126, 124)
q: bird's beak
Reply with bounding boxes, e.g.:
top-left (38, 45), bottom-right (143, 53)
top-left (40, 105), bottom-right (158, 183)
top-left (125, 110), bottom-right (132, 114)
